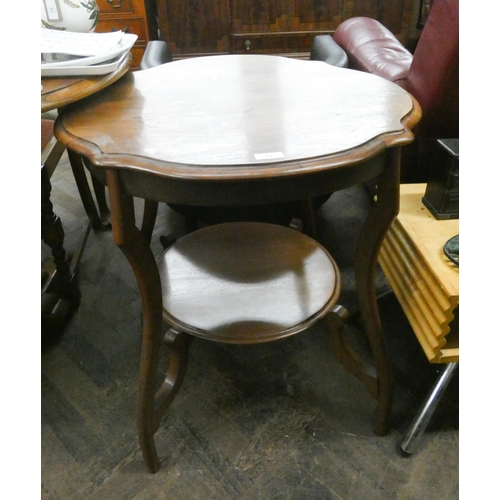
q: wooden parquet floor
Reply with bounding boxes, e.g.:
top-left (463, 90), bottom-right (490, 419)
top-left (41, 153), bottom-right (459, 499)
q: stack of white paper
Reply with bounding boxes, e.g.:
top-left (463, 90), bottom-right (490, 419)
top-left (41, 29), bottom-right (137, 77)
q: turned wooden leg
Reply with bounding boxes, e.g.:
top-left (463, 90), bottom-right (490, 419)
top-left (41, 166), bottom-right (81, 310)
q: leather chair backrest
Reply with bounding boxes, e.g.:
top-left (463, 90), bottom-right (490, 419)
top-left (404, 0), bottom-right (459, 138)
top-left (333, 18), bottom-right (413, 84)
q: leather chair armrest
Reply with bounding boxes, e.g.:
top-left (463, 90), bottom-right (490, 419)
top-left (333, 17), bottom-right (412, 84)
top-left (139, 40), bottom-right (173, 70)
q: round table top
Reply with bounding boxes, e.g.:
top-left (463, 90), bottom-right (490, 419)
top-left (41, 52), bottom-right (132, 113)
top-left (55, 54), bottom-right (420, 181)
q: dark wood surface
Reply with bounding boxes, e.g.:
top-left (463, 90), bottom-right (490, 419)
top-left (41, 153), bottom-right (459, 497)
top-left (158, 223), bottom-right (341, 342)
top-left (155, 0), bottom-right (420, 57)
top-left (55, 55), bottom-right (418, 184)
top-left (54, 54), bottom-right (421, 465)
top-left (41, 52), bottom-right (132, 113)
top-left (41, 121), bottom-right (81, 333)
top-left (108, 174), bottom-right (342, 471)
top-left (41, 53), bottom-right (132, 336)
top-left (42, 53), bottom-right (132, 230)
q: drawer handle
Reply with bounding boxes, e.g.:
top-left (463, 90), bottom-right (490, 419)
top-left (245, 40), bottom-right (251, 52)
top-left (112, 26), bottom-right (130, 33)
top-left (107, 0), bottom-right (124, 8)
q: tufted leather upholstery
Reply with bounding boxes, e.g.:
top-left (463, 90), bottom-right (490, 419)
top-left (333, 0), bottom-right (458, 182)
top-left (333, 18), bottom-right (413, 84)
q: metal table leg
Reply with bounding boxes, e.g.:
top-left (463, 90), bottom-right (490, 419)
top-left (400, 362), bottom-right (458, 456)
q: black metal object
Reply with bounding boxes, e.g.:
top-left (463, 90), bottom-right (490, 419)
top-left (422, 139), bottom-right (459, 220)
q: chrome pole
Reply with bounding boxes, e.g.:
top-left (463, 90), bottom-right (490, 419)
top-left (400, 362), bottom-right (458, 455)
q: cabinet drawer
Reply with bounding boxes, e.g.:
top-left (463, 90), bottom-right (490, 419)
top-left (96, 18), bottom-right (146, 42)
top-left (96, 0), bottom-right (136, 15)
top-left (231, 33), bottom-right (327, 56)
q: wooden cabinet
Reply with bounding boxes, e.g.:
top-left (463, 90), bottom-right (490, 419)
top-left (95, 0), bottom-right (151, 69)
top-left (230, 0), bottom-right (341, 56)
top-left (156, 0), bottom-right (420, 59)
top-left (156, 0), bottom-right (231, 56)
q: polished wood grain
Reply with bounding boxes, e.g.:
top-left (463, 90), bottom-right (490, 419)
top-left (41, 54), bottom-right (133, 336)
top-left (42, 53), bottom-right (132, 230)
top-left (231, 0), bottom-right (288, 32)
top-left (159, 222), bottom-right (341, 342)
top-left (155, 0), bottom-right (419, 57)
top-left (55, 54), bottom-right (421, 471)
top-left (41, 120), bottom-right (80, 333)
top-left (56, 55), bottom-right (418, 182)
top-left (107, 164), bottom-right (342, 471)
top-left (156, 0), bottom-right (231, 56)
top-left (41, 52), bottom-right (132, 113)
top-left (379, 183), bottom-right (459, 363)
top-left (42, 156), bottom-right (459, 496)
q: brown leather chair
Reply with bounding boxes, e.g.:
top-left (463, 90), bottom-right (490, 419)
top-left (332, 0), bottom-right (458, 182)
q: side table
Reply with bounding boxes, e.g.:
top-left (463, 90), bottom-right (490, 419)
top-left (54, 55), bottom-right (421, 470)
top-left (378, 183), bottom-right (459, 454)
top-left (41, 53), bottom-right (132, 335)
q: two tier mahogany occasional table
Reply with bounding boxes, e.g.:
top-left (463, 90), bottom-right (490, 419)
top-left (54, 55), bottom-right (420, 444)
